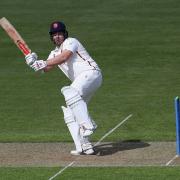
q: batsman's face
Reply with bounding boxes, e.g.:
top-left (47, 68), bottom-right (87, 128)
top-left (52, 32), bottom-right (65, 46)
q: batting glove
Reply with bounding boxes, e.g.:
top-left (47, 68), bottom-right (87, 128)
top-left (25, 52), bottom-right (38, 66)
top-left (30, 60), bottom-right (47, 72)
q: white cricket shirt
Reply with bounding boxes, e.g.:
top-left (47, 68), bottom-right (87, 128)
top-left (47, 37), bottom-right (100, 81)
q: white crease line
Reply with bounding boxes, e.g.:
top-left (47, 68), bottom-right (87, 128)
top-left (165, 155), bottom-right (179, 166)
top-left (48, 161), bottom-right (75, 180)
top-left (94, 114), bottom-right (133, 147)
top-left (48, 114), bottom-right (133, 180)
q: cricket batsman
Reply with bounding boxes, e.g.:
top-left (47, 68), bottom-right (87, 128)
top-left (25, 21), bottom-right (102, 155)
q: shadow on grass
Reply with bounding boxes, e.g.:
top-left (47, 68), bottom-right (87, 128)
top-left (94, 140), bottom-right (150, 156)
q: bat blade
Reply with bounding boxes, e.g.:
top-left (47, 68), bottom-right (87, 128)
top-left (0, 17), bottom-right (31, 56)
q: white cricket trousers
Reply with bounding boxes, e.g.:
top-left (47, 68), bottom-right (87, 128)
top-left (71, 70), bottom-right (102, 103)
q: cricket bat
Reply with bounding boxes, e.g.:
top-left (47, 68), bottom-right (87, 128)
top-left (0, 17), bottom-right (31, 56)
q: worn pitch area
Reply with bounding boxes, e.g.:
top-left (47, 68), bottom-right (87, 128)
top-left (0, 141), bottom-right (178, 167)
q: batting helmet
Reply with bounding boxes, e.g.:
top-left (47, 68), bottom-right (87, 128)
top-left (49, 21), bottom-right (68, 39)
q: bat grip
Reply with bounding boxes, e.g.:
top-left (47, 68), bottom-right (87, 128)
top-left (17, 40), bottom-right (31, 56)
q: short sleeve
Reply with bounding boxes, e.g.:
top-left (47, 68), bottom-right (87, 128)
top-left (63, 38), bottom-right (78, 53)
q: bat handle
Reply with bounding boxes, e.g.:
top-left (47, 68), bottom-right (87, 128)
top-left (24, 51), bottom-right (31, 56)
top-left (17, 40), bottom-right (31, 56)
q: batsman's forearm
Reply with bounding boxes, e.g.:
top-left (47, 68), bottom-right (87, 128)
top-left (46, 50), bottom-right (73, 66)
top-left (44, 65), bottom-right (54, 72)
top-left (46, 54), bottom-right (66, 66)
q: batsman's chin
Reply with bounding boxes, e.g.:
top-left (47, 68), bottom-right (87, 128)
top-left (54, 40), bottom-right (63, 46)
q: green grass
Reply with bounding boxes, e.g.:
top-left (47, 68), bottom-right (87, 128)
top-left (0, 0), bottom-right (180, 179)
top-left (1, 167), bottom-right (180, 180)
top-left (0, 0), bottom-right (180, 142)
